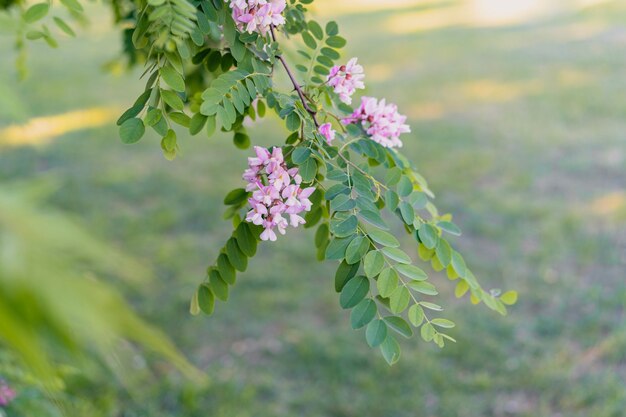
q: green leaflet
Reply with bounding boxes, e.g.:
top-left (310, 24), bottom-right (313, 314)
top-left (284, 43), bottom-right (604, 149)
top-left (381, 247), bottom-right (412, 264)
top-left (325, 236), bottom-right (355, 261)
top-left (377, 268), bottom-right (398, 298)
top-left (363, 251), bottom-right (384, 278)
top-left (350, 299), bottom-right (376, 329)
top-left (226, 238), bottom-right (247, 272)
top-left (389, 286), bottom-right (410, 314)
top-left (366, 319), bottom-right (387, 348)
top-left (335, 260), bottom-right (360, 292)
top-left (380, 335), bottom-right (400, 365)
top-left (235, 222), bottom-right (257, 257)
top-left (340, 276), bottom-right (369, 309)
top-left (197, 284), bottom-right (214, 315)
top-left (384, 316), bottom-right (413, 338)
top-left (160, 65), bottom-right (185, 92)
top-left (216, 254), bottom-right (236, 285)
top-left (208, 269), bottom-right (228, 301)
top-left (368, 229), bottom-right (400, 248)
top-left (345, 236), bottom-right (370, 264)
top-left (200, 69), bottom-right (270, 130)
top-left (396, 264), bottom-right (427, 281)
top-left (119, 118), bottom-right (145, 144)
top-left (23, 3), bottom-right (49, 23)
top-left (418, 224), bottom-right (439, 249)
top-left (330, 215), bottom-right (358, 238)
top-left (408, 304), bottom-right (424, 327)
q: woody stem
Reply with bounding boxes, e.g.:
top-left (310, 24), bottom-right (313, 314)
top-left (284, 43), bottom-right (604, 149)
top-left (270, 26), bottom-right (320, 128)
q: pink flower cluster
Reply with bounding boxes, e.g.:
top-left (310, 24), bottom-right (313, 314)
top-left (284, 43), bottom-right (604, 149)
top-left (326, 58), bottom-right (365, 104)
top-left (244, 146), bottom-right (315, 241)
top-left (343, 96), bottom-right (411, 148)
top-left (0, 381), bottom-right (15, 407)
top-left (227, 0), bottom-right (286, 35)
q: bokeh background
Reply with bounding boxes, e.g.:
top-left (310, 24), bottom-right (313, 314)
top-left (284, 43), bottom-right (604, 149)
top-left (1, 0), bottom-right (626, 416)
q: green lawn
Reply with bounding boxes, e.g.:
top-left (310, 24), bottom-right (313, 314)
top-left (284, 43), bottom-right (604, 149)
top-left (1, 1), bottom-right (626, 416)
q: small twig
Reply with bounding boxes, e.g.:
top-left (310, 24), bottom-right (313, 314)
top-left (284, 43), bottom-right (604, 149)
top-left (270, 26), bottom-right (320, 128)
top-left (324, 111), bottom-right (347, 133)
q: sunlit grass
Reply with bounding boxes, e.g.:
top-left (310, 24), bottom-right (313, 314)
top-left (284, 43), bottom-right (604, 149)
top-left (589, 191), bottom-right (626, 217)
top-left (333, 0), bottom-right (619, 35)
top-left (314, 0), bottom-right (425, 16)
top-left (1, 0), bottom-right (626, 416)
top-left (0, 107), bottom-right (120, 148)
top-left (366, 63), bottom-right (394, 82)
top-left (459, 79), bottom-right (542, 103)
top-left (407, 102), bottom-right (446, 120)
top-left (384, 6), bottom-right (463, 34)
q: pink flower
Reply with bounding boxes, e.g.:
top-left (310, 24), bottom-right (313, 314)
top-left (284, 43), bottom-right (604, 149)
top-left (342, 96), bottom-right (410, 148)
top-left (227, 0), bottom-right (286, 35)
top-left (287, 167), bottom-right (302, 185)
top-left (242, 167), bottom-right (261, 190)
top-left (252, 184), bottom-right (280, 206)
top-left (246, 203), bottom-right (267, 225)
top-left (243, 146), bottom-right (316, 241)
top-left (265, 147), bottom-right (284, 174)
top-left (297, 187), bottom-right (315, 211)
top-left (260, 222), bottom-right (277, 241)
top-left (268, 168), bottom-right (287, 190)
top-left (281, 184), bottom-right (300, 207)
top-left (271, 210), bottom-right (288, 234)
top-left (289, 213), bottom-right (306, 227)
top-left (327, 58), bottom-right (365, 104)
top-left (0, 381), bottom-right (16, 407)
top-left (319, 123), bottom-right (336, 145)
top-left (299, 187), bottom-right (315, 199)
top-left (248, 146), bottom-right (270, 168)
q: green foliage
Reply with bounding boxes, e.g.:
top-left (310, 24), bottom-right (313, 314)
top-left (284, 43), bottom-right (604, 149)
top-left (0, 183), bottom-right (203, 414)
top-left (0, 0), bottom-right (516, 368)
top-left (128, 0), bottom-right (199, 60)
top-left (1, 0), bottom-right (85, 77)
top-left (200, 68), bottom-right (270, 130)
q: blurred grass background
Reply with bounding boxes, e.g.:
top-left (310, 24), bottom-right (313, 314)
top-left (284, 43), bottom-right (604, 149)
top-left (1, 0), bottom-right (626, 415)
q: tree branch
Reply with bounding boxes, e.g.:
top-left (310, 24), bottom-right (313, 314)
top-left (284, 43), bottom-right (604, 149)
top-left (270, 26), bottom-right (320, 128)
